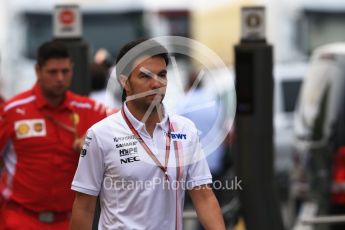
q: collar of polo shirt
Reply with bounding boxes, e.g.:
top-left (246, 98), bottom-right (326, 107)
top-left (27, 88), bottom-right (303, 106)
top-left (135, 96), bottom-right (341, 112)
top-left (123, 103), bottom-right (170, 135)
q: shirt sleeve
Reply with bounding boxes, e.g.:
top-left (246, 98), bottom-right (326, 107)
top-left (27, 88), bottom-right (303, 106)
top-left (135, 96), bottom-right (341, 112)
top-left (71, 128), bottom-right (105, 196)
top-left (185, 128), bottom-right (213, 189)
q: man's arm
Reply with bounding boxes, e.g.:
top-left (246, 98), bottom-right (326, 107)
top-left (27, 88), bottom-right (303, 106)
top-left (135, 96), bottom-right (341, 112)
top-left (70, 192), bottom-right (98, 230)
top-left (73, 134), bottom-right (86, 153)
top-left (0, 106), bottom-right (12, 158)
top-left (189, 185), bottom-right (225, 230)
top-left (73, 100), bottom-right (117, 153)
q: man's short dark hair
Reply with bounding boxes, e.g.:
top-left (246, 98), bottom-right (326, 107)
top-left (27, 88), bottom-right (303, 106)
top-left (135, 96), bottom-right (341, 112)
top-left (37, 40), bottom-right (71, 67)
top-left (115, 38), bottom-right (169, 102)
top-left (116, 38), bottom-right (169, 76)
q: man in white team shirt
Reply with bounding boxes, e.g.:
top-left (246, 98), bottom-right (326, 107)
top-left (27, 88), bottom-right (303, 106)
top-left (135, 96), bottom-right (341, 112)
top-left (70, 38), bottom-right (225, 230)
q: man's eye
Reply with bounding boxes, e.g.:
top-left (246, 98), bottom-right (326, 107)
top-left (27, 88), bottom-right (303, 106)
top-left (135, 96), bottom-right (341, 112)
top-left (62, 69), bottom-right (70, 75)
top-left (140, 73), bottom-right (151, 78)
top-left (48, 70), bottom-right (58, 75)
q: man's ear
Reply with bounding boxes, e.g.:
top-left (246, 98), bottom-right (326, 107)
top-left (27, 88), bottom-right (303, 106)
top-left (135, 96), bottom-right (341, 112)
top-left (119, 74), bottom-right (129, 91)
top-left (35, 64), bottom-right (41, 79)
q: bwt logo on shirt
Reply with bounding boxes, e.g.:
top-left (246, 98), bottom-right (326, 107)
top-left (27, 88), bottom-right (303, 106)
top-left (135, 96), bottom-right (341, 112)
top-left (170, 133), bottom-right (187, 140)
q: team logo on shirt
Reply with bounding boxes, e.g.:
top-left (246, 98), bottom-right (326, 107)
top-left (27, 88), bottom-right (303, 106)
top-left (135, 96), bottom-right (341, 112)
top-left (120, 156), bottom-right (140, 164)
top-left (15, 108), bottom-right (26, 115)
top-left (119, 147), bottom-right (138, 157)
top-left (170, 132), bottom-right (187, 140)
top-left (113, 135), bottom-right (137, 142)
top-left (114, 135), bottom-right (141, 164)
top-left (15, 119), bottom-right (46, 139)
top-left (81, 148), bottom-right (87, 157)
top-left (118, 145), bottom-right (140, 164)
top-left (70, 112), bottom-right (80, 125)
top-left (17, 123), bottom-right (30, 135)
top-left (116, 141), bottom-right (137, 148)
top-left (33, 122), bottom-right (43, 132)
top-left (119, 146), bottom-right (140, 164)
top-left (80, 136), bottom-right (92, 157)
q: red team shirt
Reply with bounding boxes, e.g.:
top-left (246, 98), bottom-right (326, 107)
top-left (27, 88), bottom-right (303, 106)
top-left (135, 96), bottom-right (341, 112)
top-left (0, 84), bottom-right (107, 212)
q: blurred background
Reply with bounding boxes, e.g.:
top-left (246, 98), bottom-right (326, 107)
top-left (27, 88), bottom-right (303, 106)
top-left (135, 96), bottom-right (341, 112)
top-left (1, 0), bottom-right (345, 229)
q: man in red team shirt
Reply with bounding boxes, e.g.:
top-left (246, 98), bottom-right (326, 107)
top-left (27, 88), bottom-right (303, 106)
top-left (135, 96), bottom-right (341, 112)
top-left (0, 40), bottom-right (108, 229)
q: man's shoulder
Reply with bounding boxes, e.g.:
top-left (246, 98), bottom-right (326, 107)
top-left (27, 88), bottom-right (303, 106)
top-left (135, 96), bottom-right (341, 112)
top-left (68, 91), bottom-right (94, 102)
top-left (67, 91), bottom-right (111, 115)
top-left (89, 111), bottom-right (122, 132)
top-left (68, 91), bottom-right (96, 108)
top-left (2, 89), bottom-right (35, 113)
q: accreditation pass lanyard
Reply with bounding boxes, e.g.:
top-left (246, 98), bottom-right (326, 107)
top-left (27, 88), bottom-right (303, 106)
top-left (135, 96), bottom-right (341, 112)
top-left (121, 107), bottom-right (172, 181)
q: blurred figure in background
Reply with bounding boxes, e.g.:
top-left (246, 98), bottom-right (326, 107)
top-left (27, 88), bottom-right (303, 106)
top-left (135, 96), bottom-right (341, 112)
top-left (0, 40), bottom-right (107, 230)
top-left (178, 70), bottom-right (229, 229)
top-left (93, 48), bottom-right (112, 69)
top-left (90, 48), bottom-right (120, 108)
top-left (179, 71), bottom-right (226, 181)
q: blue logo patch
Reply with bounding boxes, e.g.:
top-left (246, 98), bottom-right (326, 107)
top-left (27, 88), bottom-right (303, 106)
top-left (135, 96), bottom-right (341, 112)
top-left (170, 133), bottom-right (187, 140)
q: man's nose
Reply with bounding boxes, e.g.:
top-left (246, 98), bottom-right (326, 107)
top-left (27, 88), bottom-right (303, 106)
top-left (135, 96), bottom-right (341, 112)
top-left (56, 71), bottom-right (65, 82)
top-left (150, 75), bottom-right (165, 89)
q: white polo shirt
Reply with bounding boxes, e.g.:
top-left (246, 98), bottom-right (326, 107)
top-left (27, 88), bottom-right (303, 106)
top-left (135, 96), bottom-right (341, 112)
top-left (71, 104), bottom-right (212, 230)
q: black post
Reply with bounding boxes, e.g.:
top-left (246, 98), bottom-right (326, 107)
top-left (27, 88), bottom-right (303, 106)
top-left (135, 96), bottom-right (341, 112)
top-left (234, 42), bottom-right (285, 230)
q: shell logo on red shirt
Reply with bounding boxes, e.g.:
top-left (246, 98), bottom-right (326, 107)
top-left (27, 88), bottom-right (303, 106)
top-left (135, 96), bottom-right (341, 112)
top-left (17, 123), bottom-right (30, 136)
top-left (15, 119), bottom-right (46, 139)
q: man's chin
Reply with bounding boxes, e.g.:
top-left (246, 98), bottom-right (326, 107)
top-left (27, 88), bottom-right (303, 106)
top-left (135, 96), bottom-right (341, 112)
top-left (50, 89), bottom-right (67, 98)
top-left (147, 95), bottom-right (164, 103)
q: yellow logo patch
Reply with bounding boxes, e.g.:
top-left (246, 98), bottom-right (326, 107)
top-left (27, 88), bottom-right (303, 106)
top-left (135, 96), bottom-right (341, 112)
top-left (71, 113), bottom-right (80, 125)
top-left (15, 119), bottom-right (46, 139)
top-left (17, 123), bottom-right (30, 135)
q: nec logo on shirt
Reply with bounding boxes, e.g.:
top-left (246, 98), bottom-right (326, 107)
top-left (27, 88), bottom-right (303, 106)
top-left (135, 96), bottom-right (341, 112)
top-left (170, 132), bottom-right (187, 140)
top-left (120, 156), bottom-right (140, 164)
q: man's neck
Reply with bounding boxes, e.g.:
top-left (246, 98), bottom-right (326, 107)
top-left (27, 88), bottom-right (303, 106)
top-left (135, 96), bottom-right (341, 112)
top-left (126, 101), bottom-right (164, 136)
top-left (40, 87), bottom-right (65, 107)
top-left (45, 97), bottom-right (64, 107)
